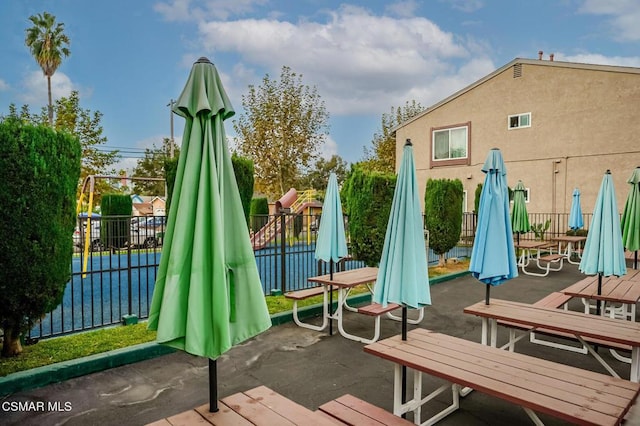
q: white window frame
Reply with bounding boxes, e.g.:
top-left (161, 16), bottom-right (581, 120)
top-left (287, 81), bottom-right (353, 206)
top-left (511, 187), bottom-right (531, 203)
top-left (431, 125), bottom-right (469, 162)
top-left (508, 112), bottom-right (531, 130)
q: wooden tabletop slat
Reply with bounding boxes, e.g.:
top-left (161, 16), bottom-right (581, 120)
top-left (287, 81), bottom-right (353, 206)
top-left (308, 267), bottom-right (378, 287)
top-left (464, 299), bottom-right (640, 345)
top-left (165, 408), bottom-right (212, 425)
top-left (194, 402), bottom-right (253, 426)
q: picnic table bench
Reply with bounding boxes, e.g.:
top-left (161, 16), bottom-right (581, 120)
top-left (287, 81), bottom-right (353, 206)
top-left (364, 329), bottom-right (640, 425)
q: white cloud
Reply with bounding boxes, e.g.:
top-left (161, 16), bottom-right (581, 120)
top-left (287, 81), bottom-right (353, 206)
top-left (385, 1), bottom-right (420, 18)
top-left (196, 5), bottom-right (491, 115)
top-left (321, 136), bottom-right (338, 160)
top-left (579, 0), bottom-right (640, 41)
top-left (0, 79), bottom-right (8, 91)
top-left (154, 0), bottom-right (267, 21)
top-left (556, 52), bottom-right (640, 68)
top-left (441, 0), bottom-right (484, 13)
top-left (19, 71), bottom-right (77, 107)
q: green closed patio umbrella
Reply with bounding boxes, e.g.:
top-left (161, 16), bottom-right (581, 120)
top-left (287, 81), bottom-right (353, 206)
top-left (511, 180), bottom-right (530, 245)
top-left (147, 57), bottom-right (271, 412)
top-left (621, 167), bottom-right (640, 269)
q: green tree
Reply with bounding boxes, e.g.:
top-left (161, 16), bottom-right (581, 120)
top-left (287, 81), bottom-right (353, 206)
top-left (132, 138), bottom-right (179, 195)
top-left (231, 154), bottom-right (254, 228)
top-left (101, 194), bottom-right (132, 249)
top-left (424, 178), bottom-right (463, 266)
top-left (342, 165), bottom-right (396, 266)
top-left (24, 11), bottom-right (70, 126)
top-left (0, 119), bottom-right (81, 356)
top-left (234, 66), bottom-right (330, 198)
top-left (7, 93), bottom-right (121, 203)
top-left (362, 100), bottom-right (425, 173)
top-left (298, 154), bottom-right (349, 194)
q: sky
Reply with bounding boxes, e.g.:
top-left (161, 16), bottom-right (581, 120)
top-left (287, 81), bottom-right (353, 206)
top-left (1, 0), bottom-right (640, 174)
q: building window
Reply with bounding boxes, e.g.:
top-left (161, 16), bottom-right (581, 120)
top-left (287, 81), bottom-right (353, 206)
top-left (508, 113), bottom-right (531, 129)
top-left (510, 187), bottom-right (531, 203)
top-left (430, 122), bottom-right (471, 168)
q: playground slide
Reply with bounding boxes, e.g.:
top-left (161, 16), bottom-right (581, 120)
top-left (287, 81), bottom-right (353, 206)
top-left (251, 188), bottom-right (316, 250)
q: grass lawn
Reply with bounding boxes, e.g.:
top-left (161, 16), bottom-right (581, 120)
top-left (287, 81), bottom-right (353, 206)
top-left (0, 259), bottom-right (469, 377)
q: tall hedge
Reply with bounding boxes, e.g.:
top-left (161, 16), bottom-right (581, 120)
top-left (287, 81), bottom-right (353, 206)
top-left (424, 178), bottom-right (463, 266)
top-left (101, 194), bottom-right (132, 249)
top-left (342, 166), bottom-right (396, 266)
top-left (0, 119), bottom-right (81, 356)
top-left (250, 197), bottom-right (269, 233)
top-left (164, 157), bottom-right (178, 220)
top-left (231, 154), bottom-right (254, 228)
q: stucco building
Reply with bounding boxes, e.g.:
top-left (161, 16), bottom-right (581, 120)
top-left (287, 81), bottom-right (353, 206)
top-left (395, 56), bottom-right (640, 221)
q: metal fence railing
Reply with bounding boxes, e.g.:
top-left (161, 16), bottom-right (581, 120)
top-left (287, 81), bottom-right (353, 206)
top-left (29, 211), bottom-right (582, 340)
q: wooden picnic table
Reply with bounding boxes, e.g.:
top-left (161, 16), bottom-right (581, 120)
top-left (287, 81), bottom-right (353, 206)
top-left (515, 240), bottom-right (564, 276)
top-left (364, 329), bottom-right (640, 425)
top-left (146, 385), bottom-right (338, 426)
top-left (464, 298), bottom-right (640, 382)
top-left (552, 235), bottom-right (587, 265)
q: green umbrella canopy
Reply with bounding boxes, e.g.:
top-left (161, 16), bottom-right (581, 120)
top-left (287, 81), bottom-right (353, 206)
top-left (148, 58), bottom-right (271, 360)
top-left (511, 180), bottom-right (530, 235)
top-left (621, 167), bottom-right (640, 253)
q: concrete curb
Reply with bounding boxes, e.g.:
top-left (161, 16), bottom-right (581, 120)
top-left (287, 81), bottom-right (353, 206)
top-left (0, 270), bottom-right (469, 396)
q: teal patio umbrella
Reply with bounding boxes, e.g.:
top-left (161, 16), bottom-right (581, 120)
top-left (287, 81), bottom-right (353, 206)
top-left (511, 180), bottom-right (530, 245)
top-left (621, 167), bottom-right (640, 269)
top-left (314, 172), bottom-right (348, 335)
top-left (373, 139), bottom-right (431, 412)
top-left (579, 170), bottom-right (627, 315)
top-left (470, 148), bottom-right (518, 304)
top-left (568, 188), bottom-right (584, 231)
top-left (147, 57), bottom-right (271, 412)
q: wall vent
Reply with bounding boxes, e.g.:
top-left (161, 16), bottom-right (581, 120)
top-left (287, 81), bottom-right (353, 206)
top-left (513, 63), bottom-right (522, 78)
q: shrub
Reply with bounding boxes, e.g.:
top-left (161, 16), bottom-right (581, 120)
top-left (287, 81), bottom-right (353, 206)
top-left (0, 119), bottom-right (81, 356)
top-left (101, 194), bottom-right (132, 249)
top-left (250, 197), bottom-right (269, 232)
top-left (424, 178), bottom-right (463, 266)
top-left (231, 154), bottom-right (254, 228)
top-left (342, 165), bottom-right (396, 266)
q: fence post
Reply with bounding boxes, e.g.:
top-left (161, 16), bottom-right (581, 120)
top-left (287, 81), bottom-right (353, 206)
top-left (280, 213), bottom-right (287, 293)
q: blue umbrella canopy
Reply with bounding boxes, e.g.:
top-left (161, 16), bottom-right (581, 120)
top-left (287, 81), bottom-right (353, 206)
top-left (568, 188), bottom-right (584, 230)
top-left (579, 170), bottom-right (627, 278)
top-left (373, 141), bottom-right (431, 310)
top-left (470, 148), bottom-right (518, 299)
top-left (315, 172), bottom-right (348, 264)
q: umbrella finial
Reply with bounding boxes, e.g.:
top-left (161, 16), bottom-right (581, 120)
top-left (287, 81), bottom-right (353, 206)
top-left (195, 57), bottom-right (212, 64)
top-left (606, 169), bottom-right (611, 174)
top-left (405, 138), bottom-right (412, 146)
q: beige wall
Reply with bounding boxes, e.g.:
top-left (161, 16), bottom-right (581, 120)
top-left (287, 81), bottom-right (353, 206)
top-left (397, 60), bottom-right (640, 216)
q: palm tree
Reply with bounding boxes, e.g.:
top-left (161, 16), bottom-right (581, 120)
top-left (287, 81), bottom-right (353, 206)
top-left (25, 12), bottom-right (71, 126)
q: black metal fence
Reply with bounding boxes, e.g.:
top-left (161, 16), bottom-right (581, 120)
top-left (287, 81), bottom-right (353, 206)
top-left (29, 211), bottom-right (582, 340)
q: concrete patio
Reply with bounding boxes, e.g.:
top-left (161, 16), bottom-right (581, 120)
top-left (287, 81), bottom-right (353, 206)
top-left (3, 262), bottom-right (640, 425)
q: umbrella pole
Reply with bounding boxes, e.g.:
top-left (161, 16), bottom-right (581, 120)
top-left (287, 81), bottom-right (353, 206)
top-left (635, 251), bottom-right (638, 270)
top-left (517, 232), bottom-right (520, 245)
top-left (485, 284), bottom-right (490, 305)
top-left (596, 274), bottom-right (602, 316)
top-left (401, 306), bottom-right (408, 419)
top-left (209, 359), bottom-right (219, 412)
top-left (329, 260), bottom-right (334, 336)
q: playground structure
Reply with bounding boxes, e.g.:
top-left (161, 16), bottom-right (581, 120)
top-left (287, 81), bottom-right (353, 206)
top-left (251, 188), bottom-right (320, 250)
top-left (76, 174), bottom-right (166, 275)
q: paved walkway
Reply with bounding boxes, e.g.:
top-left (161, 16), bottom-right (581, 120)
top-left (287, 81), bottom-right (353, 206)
top-left (2, 263), bottom-right (640, 425)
